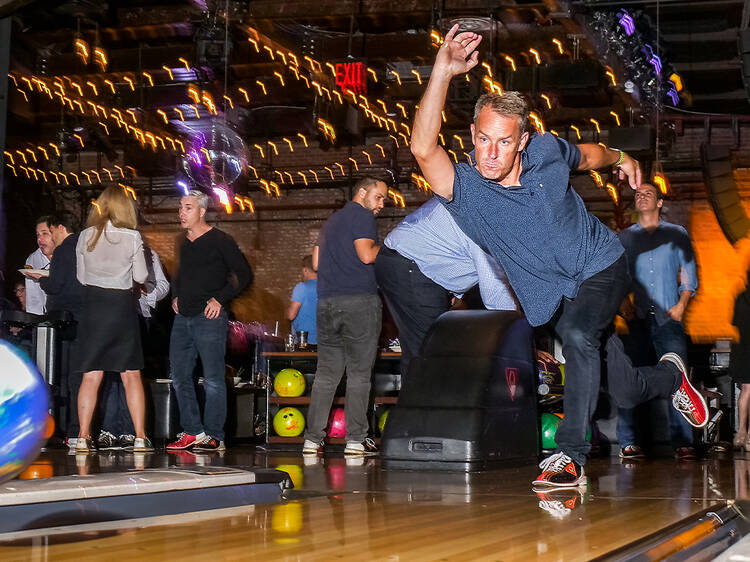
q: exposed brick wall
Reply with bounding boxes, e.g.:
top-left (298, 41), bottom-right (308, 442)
top-left (50, 122), bottom-right (750, 346)
top-left (140, 187), bottom-right (427, 336)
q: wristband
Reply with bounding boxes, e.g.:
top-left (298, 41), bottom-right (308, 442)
top-left (614, 149), bottom-right (625, 167)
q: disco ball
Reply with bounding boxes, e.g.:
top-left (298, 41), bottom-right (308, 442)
top-left (181, 120), bottom-right (248, 188)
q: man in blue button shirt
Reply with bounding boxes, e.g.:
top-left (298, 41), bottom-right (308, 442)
top-left (411, 24), bottom-right (708, 489)
top-left (617, 183), bottom-right (698, 460)
top-left (375, 197), bottom-right (518, 377)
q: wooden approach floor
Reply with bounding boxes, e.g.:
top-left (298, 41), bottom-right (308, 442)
top-left (1, 447), bottom-right (748, 561)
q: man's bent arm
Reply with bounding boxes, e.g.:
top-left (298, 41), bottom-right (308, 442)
top-left (411, 24), bottom-right (481, 199)
top-left (354, 238), bottom-right (380, 264)
top-left (288, 301), bottom-right (302, 321)
top-left (411, 72), bottom-right (456, 199)
top-left (577, 144), bottom-right (641, 190)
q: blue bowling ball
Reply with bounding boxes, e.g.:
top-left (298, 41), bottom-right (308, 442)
top-left (0, 342), bottom-right (49, 484)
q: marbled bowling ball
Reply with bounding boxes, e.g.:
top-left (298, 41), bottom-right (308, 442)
top-left (537, 359), bottom-right (563, 386)
top-left (326, 407), bottom-right (346, 438)
top-left (274, 368), bottom-right (306, 397)
top-left (0, 342), bottom-right (49, 484)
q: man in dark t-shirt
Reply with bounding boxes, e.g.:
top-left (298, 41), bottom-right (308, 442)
top-left (167, 190), bottom-right (252, 452)
top-left (303, 177), bottom-right (387, 457)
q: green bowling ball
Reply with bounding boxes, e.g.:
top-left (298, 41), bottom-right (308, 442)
top-left (540, 412), bottom-right (591, 449)
top-left (378, 409), bottom-right (389, 435)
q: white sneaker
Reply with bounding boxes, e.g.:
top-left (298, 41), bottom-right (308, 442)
top-left (303, 439), bottom-right (321, 455)
top-left (344, 438), bottom-right (378, 456)
top-left (133, 437), bottom-right (154, 452)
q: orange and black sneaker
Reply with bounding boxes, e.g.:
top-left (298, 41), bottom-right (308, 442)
top-left (532, 452), bottom-right (586, 489)
top-left (535, 488), bottom-right (587, 519)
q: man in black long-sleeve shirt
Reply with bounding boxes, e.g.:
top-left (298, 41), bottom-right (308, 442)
top-left (38, 213), bottom-right (84, 444)
top-left (167, 190), bottom-right (252, 451)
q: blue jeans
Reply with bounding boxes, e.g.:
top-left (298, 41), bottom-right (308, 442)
top-left (169, 311), bottom-right (229, 440)
top-left (616, 317), bottom-right (693, 449)
top-left (551, 255), bottom-right (682, 465)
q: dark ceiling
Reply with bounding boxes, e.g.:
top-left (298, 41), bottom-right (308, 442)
top-left (1, 0), bottom-right (746, 208)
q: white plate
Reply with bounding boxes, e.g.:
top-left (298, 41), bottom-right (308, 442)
top-left (18, 268), bottom-right (49, 277)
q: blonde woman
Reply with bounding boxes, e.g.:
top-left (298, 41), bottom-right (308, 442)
top-left (74, 186), bottom-right (152, 453)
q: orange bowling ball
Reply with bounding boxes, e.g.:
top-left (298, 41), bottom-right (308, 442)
top-left (44, 413), bottom-right (55, 439)
top-left (17, 459), bottom-right (53, 480)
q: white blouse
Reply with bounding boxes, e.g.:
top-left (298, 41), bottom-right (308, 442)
top-left (76, 221), bottom-right (148, 290)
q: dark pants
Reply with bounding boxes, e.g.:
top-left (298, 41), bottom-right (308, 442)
top-left (551, 255), bottom-right (682, 465)
top-left (101, 376), bottom-right (135, 436)
top-left (304, 294), bottom-right (382, 444)
top-left (617, 317), bottom-right (693, 449)
top-left (169, 311), bottom-right (229, 440)
top-left (374, 247), bottom-right (452, 377)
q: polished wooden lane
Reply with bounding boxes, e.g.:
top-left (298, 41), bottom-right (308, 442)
top-left (0, 449), bottom-right (746, 561)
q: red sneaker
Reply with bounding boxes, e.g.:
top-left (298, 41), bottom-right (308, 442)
top-left (167, 432), bottom-right (207, 450)
top-left (662, 353), bottom-right (708, 428)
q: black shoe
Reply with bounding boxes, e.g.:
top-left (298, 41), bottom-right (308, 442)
top-left (118, 434), bottom-right (135, 449)
top-left (619, 445), bottom-right (645, 459)
top-left (193, 437), bottom-right (225, 451)
top-left (675, 446), bottom-right (698, 460)
top-left (97, 430), bottom-right (119, 450)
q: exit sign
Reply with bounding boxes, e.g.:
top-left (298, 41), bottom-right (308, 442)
top-left (335, 61), bottom-right (367, 95)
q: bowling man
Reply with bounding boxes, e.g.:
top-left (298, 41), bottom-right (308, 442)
top-left (410, 24), bottom-right (708, 488)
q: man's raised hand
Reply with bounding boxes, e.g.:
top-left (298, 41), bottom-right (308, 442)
top-left (434, 24), bottom-right (482, 78)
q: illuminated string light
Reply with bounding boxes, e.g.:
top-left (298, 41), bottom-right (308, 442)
top-left (552, 38), bottom-right (564, 55)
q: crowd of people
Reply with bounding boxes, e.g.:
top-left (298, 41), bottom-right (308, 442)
top-left (4, 25), bottom-right (744, 488)
top-left (13, 186), bottom-right (251, 454)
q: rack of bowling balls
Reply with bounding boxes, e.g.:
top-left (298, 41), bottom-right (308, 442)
top-left (270, 368), bottom-right (391, 445)
top-left (536, 358), bottom-right (596, 452)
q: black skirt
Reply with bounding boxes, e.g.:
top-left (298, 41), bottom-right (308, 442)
top-left (74, 285), bottom-right (143, 373)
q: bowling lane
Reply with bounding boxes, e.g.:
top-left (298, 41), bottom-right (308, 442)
top-left (0, 452), bottom-right (743, 560)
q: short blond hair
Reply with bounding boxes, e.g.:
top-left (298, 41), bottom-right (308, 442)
top-left (85, 185), bottom-right (138, 251)
top-left (474, 91), bottom-right (530, 135)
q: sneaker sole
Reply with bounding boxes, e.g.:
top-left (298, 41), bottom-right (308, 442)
top-left (663, 353), bottom-right (709, 428)
top-left (133, 448), bottom-right (154, 453)
top-left (675, 378), bottom-right (709, 429)
top-left (344, 450), bottom-right (378, 456)
top-left (532, 477), bottom-right (587, 490)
